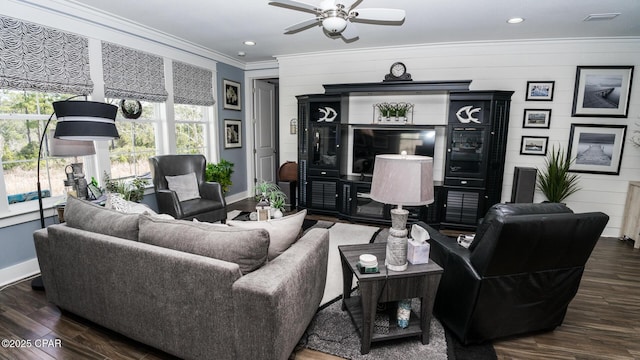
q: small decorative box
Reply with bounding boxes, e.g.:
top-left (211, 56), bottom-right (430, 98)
top-left (407, 239), bottom-right (430, 264)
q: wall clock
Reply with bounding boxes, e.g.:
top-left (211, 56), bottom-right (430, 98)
top-left (384, 62), bottom-right (412, 81)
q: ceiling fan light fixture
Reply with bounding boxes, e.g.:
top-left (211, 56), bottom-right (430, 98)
top-left (322, 16), bottom-right (347, 33)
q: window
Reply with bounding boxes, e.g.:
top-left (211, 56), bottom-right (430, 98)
top-left (107, 99), bottom-right (159, 179)
top-left (0, 89), bottom-right (77, 203)
top-left (175, 104), bottom-right (208, 155)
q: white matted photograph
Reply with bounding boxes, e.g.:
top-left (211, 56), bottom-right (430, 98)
top-left (567, 124), bottom-right (627, 174)
top-left (224, 119), bottom-right (242, 148)
top-left (526, 81), bottom-right (555, 101)
top-left (523, 109), bottom-right (552, 128)
top-left (520, 136), bottom-right (549, 156)
top-left (571, 66), bottom-right (634, 117)
top-left (223, 79), bottom-right (241, 110)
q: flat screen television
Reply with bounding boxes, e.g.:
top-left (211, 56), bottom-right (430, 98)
top-left (352, 127), bottom-right (436, 175)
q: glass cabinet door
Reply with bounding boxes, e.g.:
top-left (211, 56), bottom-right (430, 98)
top-left (447, 127), bottom-right (485, 177)
top-left (310, 124), bottom-right (338, 169)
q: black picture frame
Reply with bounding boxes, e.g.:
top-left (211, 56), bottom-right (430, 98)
top-left (224, 119), bottom-right (242, 148)
top-left (523, 109), bottom-right (552, 129)
top-left (567, 124), bottom-right (627, 175)
top-left (223, 79), bottom-right (241, 111)
top-left (520, 136), bottom-right (549, 156)
top-left (526, 81), bottom-right (555, 101)
top-left (571, 66), bottom-right (634, 118)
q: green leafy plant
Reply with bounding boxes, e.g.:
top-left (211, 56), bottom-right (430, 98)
top-left (255, 180), bottom-right (288, 211)
top-left (536, 146), bottom-right (581, 203)
top-left (205, 159), bottom-right (234, 194)
top-left (103, 172), bottom-right (148, 203)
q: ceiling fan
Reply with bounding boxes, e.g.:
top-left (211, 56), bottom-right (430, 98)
top-left (268, 0), bottom-right (406, 41)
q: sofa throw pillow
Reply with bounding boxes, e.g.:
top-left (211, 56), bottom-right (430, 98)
top-left (64, 196), bottom-right (139, 241)
top-left (138, 215), bottom-right (269, 274)
top-left (227, 209), bottom-right (307, 260)
top-left (165, 172), bottom-right (201, 202)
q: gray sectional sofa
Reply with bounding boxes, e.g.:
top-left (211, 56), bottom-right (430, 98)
top-left (33, 196), bottom-right (329, 360)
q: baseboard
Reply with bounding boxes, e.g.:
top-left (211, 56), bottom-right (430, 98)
top-left (226, 191), bottom-right (251, 205)
top-left (0, 258), bottom-right (40, 287)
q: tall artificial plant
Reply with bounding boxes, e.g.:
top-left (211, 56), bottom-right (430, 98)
top-left (205, 159), bottom-right (234, 194)
top-left (536, 146), bottom-right (581, 203)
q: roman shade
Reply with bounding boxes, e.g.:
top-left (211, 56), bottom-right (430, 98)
top-left (172, 61), bottom-right (215, 106)
top-left (0, 15), bottom-right (93, 95)
top-left (101, 42), bottom-right (168, 102)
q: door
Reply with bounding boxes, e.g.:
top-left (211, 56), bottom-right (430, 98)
top-left (254, 80), bottom-right (277, 184)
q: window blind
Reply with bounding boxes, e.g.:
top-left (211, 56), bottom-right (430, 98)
top-left (173, 61), bottom-right (214, 106)
top-left (0, 15), bottom-right (93, 95)
top-left (102, 42), bottom-right (168, 102)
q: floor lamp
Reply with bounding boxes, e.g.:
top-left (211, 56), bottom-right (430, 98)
top-left (32, 100), bottom-right (119, 290)
top-left (370, 153), bottom-right (434, 271)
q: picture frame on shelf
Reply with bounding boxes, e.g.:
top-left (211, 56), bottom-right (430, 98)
top-left (568, 124), bottom-right (627, 175)
top-left (523, 109), bottom-right (552, 128)
top-left (223, 79), bottom-right (241, 110)
top-left (526, 81), bottom-right (554, 101)
top-left (571, 66), bottom-right (634, 118)
top-left (520, 136), bottom-right (549, 156)
top-left (224, 119), bottom-right (242, 148)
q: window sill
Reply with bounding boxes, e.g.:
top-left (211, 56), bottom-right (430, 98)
top-left (0, 196), bottom-right (65, 228)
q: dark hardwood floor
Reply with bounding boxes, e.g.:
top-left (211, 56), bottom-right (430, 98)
top-left (1, 200), bottom-right (639, 359)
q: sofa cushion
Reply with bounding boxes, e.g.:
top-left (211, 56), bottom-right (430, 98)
top-left (138, 215), bottom-right (269, 274)
top-left (226, 209), bottom-right (306, 260)
top-left (165, 172), bottom-right (200, 201)
top-left (472, 202), bottom-right (574, 250)
top-left (64, 195), bottom-right (139, 241)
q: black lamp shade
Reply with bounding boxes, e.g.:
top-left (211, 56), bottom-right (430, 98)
top-left (53, 101), bottom-right (119, 140)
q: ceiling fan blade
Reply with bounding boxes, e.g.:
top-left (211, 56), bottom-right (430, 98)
top-left (340, 0), bottom-right (362, 12)
top-left (268, 0), bottom-right (320, 14)
top-left (285, 17), bottom-right (320, 34)
top-left (340, 21), bottom-right (359, 40)
top-left (351, 8), bottom-right (406, 22)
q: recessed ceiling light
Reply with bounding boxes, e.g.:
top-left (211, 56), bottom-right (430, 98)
top-left (243, 41), bottom-right (256, 46)
top-left (584, 13), bottom-right (620, 21)
top-left (507, 17), bottom-right (524, 24)
top-left (237, 51), bottom-right (246, 57)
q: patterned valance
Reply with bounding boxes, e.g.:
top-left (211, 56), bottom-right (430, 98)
top-left (0, 15), bottom-right (93, 95)
top-left (102, 42), bottom-right (168, 102)
top-left (173, 61), bottom-right (215, 106)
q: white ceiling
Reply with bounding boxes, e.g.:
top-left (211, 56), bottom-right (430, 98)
top-left (66, 0), bottom-right (640, 63)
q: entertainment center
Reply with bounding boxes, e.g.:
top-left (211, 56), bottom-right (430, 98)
top-left (296, 80), bottom-right (513, 230)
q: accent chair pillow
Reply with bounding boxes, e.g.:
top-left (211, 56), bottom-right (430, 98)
top-left (165, 172), bottom-right (200, 202)
top-left (64, 195), bottom-right (139, 241)
top-left (227, 209), bottom-right (307, 260)
top-left (138, 215), bottom-right (269, 274)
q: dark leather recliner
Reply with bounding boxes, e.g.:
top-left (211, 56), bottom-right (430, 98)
top-left (420, 203), bottom-right (609, 345)
top-left (149, 155), bottom-right (227, 223)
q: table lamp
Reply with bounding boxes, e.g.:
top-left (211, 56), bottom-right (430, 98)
top-left (370, 153), bottom-right (434, 271)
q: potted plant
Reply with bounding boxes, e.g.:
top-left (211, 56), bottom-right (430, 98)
top-left (376, 103), bottom-right (391, 122)
top-left (255, 180), bottom-right (288, 217)
top-left (536, 146), bottom-right (581, 203)
top-left (103, 172), bottom-right (148, 202)
top-left (205, 159), bottom-right (234, 194)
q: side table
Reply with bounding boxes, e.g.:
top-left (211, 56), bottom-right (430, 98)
top-left (338, 243), bottom-right (443, 354)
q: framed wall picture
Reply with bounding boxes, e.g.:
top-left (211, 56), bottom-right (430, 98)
top-left (224, 119), bottom-right (242, 148)
top-left (520, 136), bottom-right (549, 156)
top-left (223, 79), bottom-right (241, 110)
top-left (571, 66), bottom-right (634, 117)
top-left (526, 81), bottom-right (555, 101)
top-left (523, 109), bottom-right (552, 128)
top-left (568, 124), bottom-right (627, 175)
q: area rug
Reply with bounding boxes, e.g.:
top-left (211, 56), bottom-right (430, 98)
top-left (298, 296), bottom-right (448, 360)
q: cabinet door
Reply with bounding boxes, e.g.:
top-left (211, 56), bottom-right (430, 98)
top-left (309, 178), bottom-right (338, 211)
top-left (309, 123), bottom-right (340, 174)
top-left (442, 188), bottom-right (485, 227)
top-left (445, 126), bottom-right (488, 182)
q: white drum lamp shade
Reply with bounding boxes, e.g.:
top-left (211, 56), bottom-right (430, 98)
top-left (49, 130), bottom-right (96, 157)
top-left (370, 154), bottom-right (434, 271)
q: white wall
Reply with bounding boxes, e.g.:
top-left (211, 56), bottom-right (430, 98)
top-left (277, 38), bottom-right (640, 237)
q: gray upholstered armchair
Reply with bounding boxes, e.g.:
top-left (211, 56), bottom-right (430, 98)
top-left (149, 154), bottom-right (227, 223)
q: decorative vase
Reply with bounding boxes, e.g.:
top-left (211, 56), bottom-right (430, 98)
top-left (272, 209), bottom-right (283, 219)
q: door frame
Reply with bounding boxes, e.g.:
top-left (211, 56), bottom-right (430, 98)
top-left (243, 68), bottom-right (279, 200)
